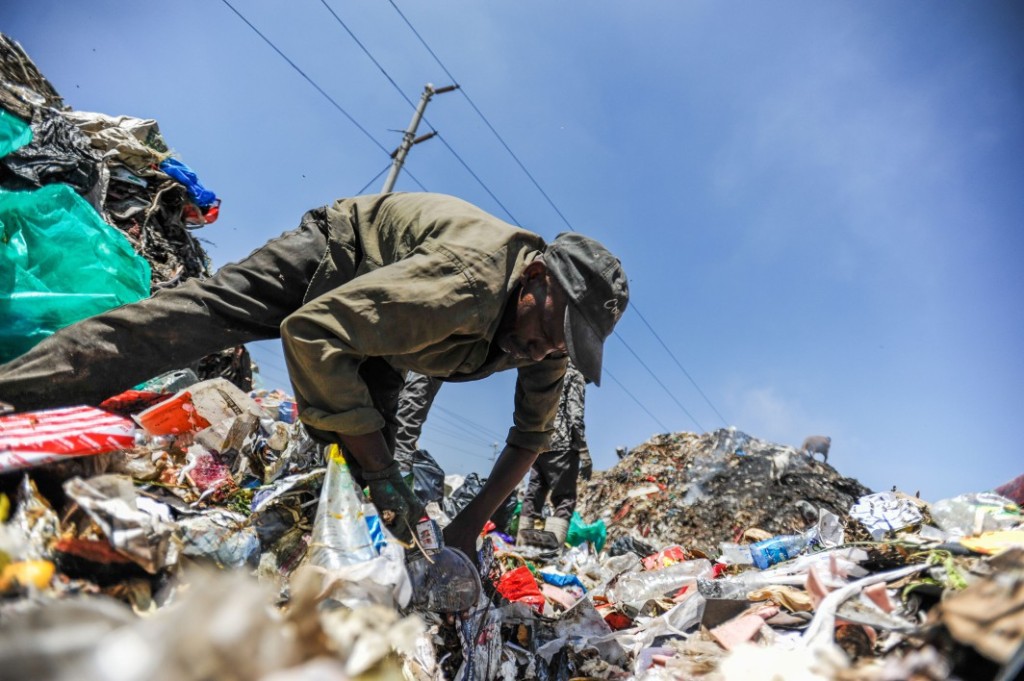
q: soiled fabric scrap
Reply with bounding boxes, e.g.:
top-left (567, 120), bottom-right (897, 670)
top-left (63, 111), bottom-right (170, 171)
top-left (748, 584), bottom-right (814, 612)
top-left (849, 492), bottom-right (923, 540)
top-left (710, 606), bottom-right (778, 651)
top-left (541, 583), bottom-right (578, 610)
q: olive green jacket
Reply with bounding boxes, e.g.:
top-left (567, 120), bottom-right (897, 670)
top-left (286, 192), bottom-right (567, 452)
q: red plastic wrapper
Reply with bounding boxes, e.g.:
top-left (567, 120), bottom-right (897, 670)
top-left (496, 565), bottom-right (546, 612)
top-left (0, 406), bottom-right (136, 472)
top-left (642, 545), bottom-right (689, 571)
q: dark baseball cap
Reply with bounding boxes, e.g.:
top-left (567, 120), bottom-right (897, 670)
top-left (544, 232), bottom-right (629, 386)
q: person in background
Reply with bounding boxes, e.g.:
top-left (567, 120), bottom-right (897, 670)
top-left (392, 371), bottom-right (443, 475)
top-left (517, 359), bottom-right (589, 549)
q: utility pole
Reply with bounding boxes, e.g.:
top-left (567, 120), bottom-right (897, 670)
top-left (382, 82), bottom-right (459, 193)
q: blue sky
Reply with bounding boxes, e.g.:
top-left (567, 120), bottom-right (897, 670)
top-left (7, 2), bottom-right (1022, 502)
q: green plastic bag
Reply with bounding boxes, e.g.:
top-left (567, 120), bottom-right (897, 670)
top-left (0, 108), bottom-right (32, 159)
top-left (566, 511), bottom-right (608, 552)
top-left (0, 184), bottom-right (151, 362)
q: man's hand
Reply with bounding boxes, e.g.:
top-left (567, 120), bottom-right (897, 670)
top-left (363, 462), bottom-right (424, 544)
top-left (442, 512), bottom-right (481, 560)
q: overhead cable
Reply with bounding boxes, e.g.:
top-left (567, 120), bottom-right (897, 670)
top-left (613, 330), bottom-right (704, 432)
top-left (317, 0), bottom-right (516, 222)
top-left (602, 368), bottom-right (671, 433)
top-left (386, 0), bottom-right (571, 230)
top-left (630, 302), bottom-right (728, 427)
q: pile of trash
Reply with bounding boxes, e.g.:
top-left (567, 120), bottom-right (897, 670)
top-left (578, 429), bottom-right (872, 555)
top-left (1, 374), bottom-right (1022, 681)
top-left (0, 33), bottom-right (248, 388)
top-left (2, 31), bottom-right (1023, 681)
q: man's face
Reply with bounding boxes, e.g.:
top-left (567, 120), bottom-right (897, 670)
top-left (498, 262), bottom-right (568, 362)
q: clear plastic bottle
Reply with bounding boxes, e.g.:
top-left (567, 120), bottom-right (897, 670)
top-left (611, 558), bottom-right (712, 604)
top-left (749, 534), bottom-right (811, 570)
top-left (697, 574), bottom-right (767, 599)
top-left (308, 445), bottom-right (377, 569)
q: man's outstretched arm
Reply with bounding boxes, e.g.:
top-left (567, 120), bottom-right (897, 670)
top-left (443, 444), bottom-right (540, 558)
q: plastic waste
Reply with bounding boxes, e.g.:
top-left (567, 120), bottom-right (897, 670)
top-left (610, 558), bottom-right (712, 605)
top-left (411, 448), bottom-right (445, 505)
top-left (719, 542), bottom-right (755, 565)
top-left (0, 184), bottom-right (151, 362)
top-left (930, 492), bottom-right (1021, 537)
top-left (0, 406), bottom-right (137, 473)
top-left (308, 446), bottom-right (377, 570)
top-left (158, 158), bottom-right (218, 207)
top-left (749, 533), bottom-right (812, 570)
top-left (405, 516), bottom-right (482, 613)
top-left (850, 491), bottom-right (923, 540)
top-left (566, 511), bottom-right (608, 552)
top-left (135, 368), bottom-right (200, 394)
top-left (0, 108), bottom-right (32, 159)
top-left (697, 573), bottom-right (768, 599)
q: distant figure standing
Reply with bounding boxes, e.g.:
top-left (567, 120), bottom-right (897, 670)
top-left (800, 435), bottom-right (831, 463)
top-left (518, 360), bottom-right (589, 548)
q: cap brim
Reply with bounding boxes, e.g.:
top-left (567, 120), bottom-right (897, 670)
top-left (564, 304), bottom-right (604, 386)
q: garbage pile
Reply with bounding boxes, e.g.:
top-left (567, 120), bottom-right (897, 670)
top-left (2, 375), bottom-right (1022, 681)
top-left (2, 31), bottom-right (1023, 681)
top-left (578, 429), bottom-right (872, 555)
top-left (0, 33), bottom-right (248, 388)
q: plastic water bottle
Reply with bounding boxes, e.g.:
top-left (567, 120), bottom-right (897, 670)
top-left (697, 574), bottom-right (768, 599)
top-left (308, 445), bottom-right (377, 569)
top-left (610, 559), bottom-right (713, 604)
top-left (749, 533), bottom-right (811, 570)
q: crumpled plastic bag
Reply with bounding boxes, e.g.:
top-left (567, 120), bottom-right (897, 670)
top-left (496, 565), bottom-right (545, 612)
top-left (0, 108), bottom-right (32, 159)
top-left (0, 184), bottom-right (151, 362)
top-left (849, 492), bottom-right (923, 540)
top-left (566, 511), bottom-right (608, 552)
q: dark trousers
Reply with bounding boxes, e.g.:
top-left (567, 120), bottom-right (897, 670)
top-left (393, 371), bottom-right (443, 472)
top-left (520, 448), bottom-right (580, 523)
top-left (0, 207), bottom-right (405, 460)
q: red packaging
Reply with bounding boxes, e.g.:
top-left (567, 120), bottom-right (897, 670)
top-left (642, 545), bottom-right (689, 571)
top-left (0, 406), bottom-right (136, 472)
top-left (134, 391), bottom-right (210, 436)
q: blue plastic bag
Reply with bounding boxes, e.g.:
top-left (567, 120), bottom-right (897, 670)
top-left (159, 158), bottom-right (218, 208)
top-left (0, 184), bottom-right (151, 362)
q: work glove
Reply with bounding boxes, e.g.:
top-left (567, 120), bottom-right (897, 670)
top-left (363, 461), bottom-right (424, 545)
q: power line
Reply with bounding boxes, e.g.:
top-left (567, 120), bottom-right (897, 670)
top-left (603, 368), bottom-right (671, 433)
top-left (358, 164), bottom-right (392, 194)
top-left (434, 133), bottom-right (519, 225)
top-left (220, 0), bottom-right (390, 156)
top-left (630, 302), bottom-right (728, 427)
top-left (383, 1), bottom-right (706, 425)
top-left (316, 0), bottom-right (516, 223)
top-left (613, 330), bottom-right (704, 432)
top-left (429, 412), bottom-right (497, 447)
top-left (420, 435), bottom-right (493, 461)
top-left (432, 405), bottom-right (504, 441)
top-left (386, 0), bottom-right (571, 231)
top-left (318, 0), bottom-right (418, 111)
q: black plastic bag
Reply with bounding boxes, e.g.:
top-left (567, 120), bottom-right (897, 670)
top-left (0, 111), bottom-right (99, 194)
top-left (607, 535), bottom-right (656, 559)
top-left (411, 448), bottom-right (445, 505)
top-left (441, 472), bottom-right (518, 532)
